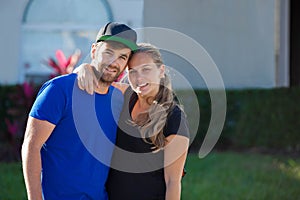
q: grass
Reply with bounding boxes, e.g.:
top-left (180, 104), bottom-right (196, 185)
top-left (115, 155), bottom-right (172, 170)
top-left (182, 151), bottom-right (300, 200)
top-left (0, 161), bottom-right (26, 200)
top-left (0, 151), bottom-right (299, 200)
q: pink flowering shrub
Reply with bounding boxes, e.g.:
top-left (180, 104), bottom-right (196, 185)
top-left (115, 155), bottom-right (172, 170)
top-left (44, 49), bottom-right (81, 78)
top-left (0, 49), bottom-right (81, 161)
top-left (0, 82), bottom-right (37, 161)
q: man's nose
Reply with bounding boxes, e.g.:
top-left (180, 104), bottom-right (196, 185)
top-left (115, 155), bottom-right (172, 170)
top-left (108, 57), bottom-right (119, 67)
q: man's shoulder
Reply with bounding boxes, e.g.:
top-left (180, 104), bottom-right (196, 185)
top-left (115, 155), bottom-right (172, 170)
top-left (42, 73), bottom-right (77, 89)
top-left (37, 73), bottom-right (77, 97)
top-left (49, 73), bottom-right (77, 84)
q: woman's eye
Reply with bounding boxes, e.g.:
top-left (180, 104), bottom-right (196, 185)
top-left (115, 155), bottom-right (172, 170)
top-left (129, 70), bottom-right (136, 75)
top-left (142, 68), bottom-right (151, 72)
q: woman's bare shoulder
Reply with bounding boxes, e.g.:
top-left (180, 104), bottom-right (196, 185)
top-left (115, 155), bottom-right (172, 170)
top-left (112, 82), bottom-right (129, 94)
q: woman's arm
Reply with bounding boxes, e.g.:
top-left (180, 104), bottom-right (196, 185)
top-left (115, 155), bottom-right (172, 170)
top-left (74, 64), bottom-right (129, 94)
top-left (164, 134), bottom-right (189, 200)
top-left (74, 64), bottom-right (98, 95)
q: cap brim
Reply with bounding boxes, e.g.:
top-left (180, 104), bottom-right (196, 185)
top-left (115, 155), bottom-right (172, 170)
top-left (97, 35), bottom-right (138, 51)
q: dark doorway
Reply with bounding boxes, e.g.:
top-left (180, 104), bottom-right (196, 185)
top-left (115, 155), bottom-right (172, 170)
top-left (290, 0), bottom-right (300, 86)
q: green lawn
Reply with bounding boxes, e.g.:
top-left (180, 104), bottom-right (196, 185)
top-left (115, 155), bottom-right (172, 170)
top-left (0, 151), bottom-right (299, 200)
top-left (182, 152), bottom-right (300, 200)
top-left (0, 161), bottom-right (26, 200)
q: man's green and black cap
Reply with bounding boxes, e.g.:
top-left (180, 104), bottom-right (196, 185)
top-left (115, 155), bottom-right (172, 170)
top-left (96, 22), bottom-right (138, 51)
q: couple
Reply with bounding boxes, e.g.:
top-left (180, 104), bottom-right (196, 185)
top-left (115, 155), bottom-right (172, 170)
top-left (22, 22), bottom-right (189, 200)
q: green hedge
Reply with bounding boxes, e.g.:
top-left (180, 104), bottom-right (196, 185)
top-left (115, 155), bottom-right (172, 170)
top-left (0, 84), bottom-right (39, 161)
top-left (1, 85), bottom-right (300, 161)
top-left (186, 87), bottom-right (300, 154)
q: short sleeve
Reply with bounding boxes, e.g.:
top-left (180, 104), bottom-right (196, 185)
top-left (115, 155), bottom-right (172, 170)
top-left (29, 80), bottom-right (66, 125)
top-left (163, 106), bottom-right (190, 138)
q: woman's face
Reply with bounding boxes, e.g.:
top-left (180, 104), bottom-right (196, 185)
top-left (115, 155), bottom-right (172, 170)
top-left (128, 52), bottom-right (164, 98)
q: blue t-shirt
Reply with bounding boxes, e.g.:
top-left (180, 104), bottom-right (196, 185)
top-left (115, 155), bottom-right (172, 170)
top-left (29, 73), bottom-right (124, 200)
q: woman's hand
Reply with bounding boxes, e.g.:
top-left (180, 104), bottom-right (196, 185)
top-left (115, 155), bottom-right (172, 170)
top-left (74, 63), bottom-right (98, 95)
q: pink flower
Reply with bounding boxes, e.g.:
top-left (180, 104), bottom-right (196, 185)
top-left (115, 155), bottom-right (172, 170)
top-left (45, 49), bottom-right (81, 76)
top-left (55, 49), bottom-right (68, 71)
top-left (22, 82), bottom-right (34, 98)
top-left (5, 118), bottom-right (19, 136)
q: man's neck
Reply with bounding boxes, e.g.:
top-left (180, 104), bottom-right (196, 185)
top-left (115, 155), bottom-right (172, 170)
top-left (91, 66), bottom-right (111, 94)
top-left (94, 82), bottom-right (110, 94)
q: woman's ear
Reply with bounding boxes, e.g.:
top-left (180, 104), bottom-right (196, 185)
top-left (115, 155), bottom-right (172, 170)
top-left (159, 65), bottom-right (165, 78)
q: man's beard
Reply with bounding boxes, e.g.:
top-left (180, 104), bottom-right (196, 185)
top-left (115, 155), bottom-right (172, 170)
top-left (93, 64), bottom-right (121, 86)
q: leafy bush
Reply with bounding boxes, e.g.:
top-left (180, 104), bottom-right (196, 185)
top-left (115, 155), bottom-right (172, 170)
top-left (0, 83), bottom-right (39, 161)
top-left (1, 86), bottom-right (300, 161)
top-left (185, 87), bottom-right (300, 154)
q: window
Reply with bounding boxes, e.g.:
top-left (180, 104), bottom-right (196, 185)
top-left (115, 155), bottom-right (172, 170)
top-left (21, 0), bottom-right (112, 83)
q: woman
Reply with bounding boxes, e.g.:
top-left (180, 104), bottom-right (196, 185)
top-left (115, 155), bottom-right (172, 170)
top-left (77, 43), bottom-right (189, 200)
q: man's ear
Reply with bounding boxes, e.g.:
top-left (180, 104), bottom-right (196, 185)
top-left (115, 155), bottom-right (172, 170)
top-left (90, 43), bottom-right (97, 59)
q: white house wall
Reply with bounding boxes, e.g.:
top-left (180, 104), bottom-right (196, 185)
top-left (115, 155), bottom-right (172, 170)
top-left (0, 0), bottom-right (27, 84)
top-left (0, 0), bottom-right (143, 85)
top-left (144, 0), bottom-right (278, 89)
top-left (0, 0), bottom-right (282, 89)
top-left (108, 0), bottom-right (144, 29)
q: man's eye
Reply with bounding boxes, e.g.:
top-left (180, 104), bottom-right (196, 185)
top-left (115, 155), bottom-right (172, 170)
top-left (104, 51), bottom-right (113, 55)
top-left (120, 56), bottom-right (127, 60)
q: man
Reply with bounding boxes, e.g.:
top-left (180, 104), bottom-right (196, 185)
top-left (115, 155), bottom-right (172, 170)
top-left (21, 22), bottom-right (137, 200)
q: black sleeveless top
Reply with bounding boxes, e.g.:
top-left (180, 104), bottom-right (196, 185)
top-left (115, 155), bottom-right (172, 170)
top-left (106, 88), bottom-right (189, 200)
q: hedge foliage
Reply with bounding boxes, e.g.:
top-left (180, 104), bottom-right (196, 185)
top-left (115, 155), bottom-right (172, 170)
top-left (185, 87), bottom-right (300, 154)
top-left (0, 85), bottom-right (299, 161)
top-left (0, 83), bottom-right (38, 161)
